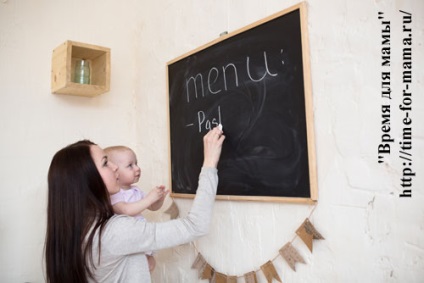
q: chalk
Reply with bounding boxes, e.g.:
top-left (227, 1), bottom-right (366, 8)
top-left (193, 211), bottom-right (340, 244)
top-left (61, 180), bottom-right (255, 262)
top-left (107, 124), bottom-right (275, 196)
top-left (218, 124), bottom-right (223, 131)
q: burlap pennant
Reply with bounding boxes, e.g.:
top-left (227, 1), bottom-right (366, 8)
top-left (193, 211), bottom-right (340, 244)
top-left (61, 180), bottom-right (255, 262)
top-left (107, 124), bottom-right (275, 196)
top-left (226, 275), bottom-right (237, 283)
top-left (191, 253), bottom-right (213, 279)
top-left (164, 200), bottom-right (179, 219)
top-left (210, 271), bottom-right (224, 283)
top-left (296, 218), bottom-right (324, 252)
top-left (244, 271), bottom-right (258, 283)
top-left (279, 242), bottom-right (305, 271)
top-left (191, 253), bottom-right (206, 270)
top-left (201, 263), bottom-right (213, 279)
top-left (260, 261), bottom-right (282, 283)
top-left (210, 271), bottom-right (237, 283)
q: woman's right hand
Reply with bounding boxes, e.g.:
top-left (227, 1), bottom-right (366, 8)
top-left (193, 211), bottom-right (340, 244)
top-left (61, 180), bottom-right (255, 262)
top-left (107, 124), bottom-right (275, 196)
top-left (202, 126), bottom-right (225, 168)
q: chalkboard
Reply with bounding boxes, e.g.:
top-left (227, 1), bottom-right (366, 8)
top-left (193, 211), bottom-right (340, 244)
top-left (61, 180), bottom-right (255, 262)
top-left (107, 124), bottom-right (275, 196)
top-left (167, 3), bottom-right (317, 203)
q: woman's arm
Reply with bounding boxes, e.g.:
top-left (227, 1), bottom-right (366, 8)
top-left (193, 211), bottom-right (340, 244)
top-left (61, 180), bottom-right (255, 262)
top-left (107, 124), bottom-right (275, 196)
top-left (105, 167), bottom-right (218, 255)
top-left (103, 126), bottom-right (225, 255)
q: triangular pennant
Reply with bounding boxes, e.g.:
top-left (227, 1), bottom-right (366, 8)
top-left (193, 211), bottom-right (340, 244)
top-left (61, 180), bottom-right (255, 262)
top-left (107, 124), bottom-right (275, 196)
top-left (244, 271), bottom-right (258, 283)
top-left (279, 242), bottom-right (305, 271)
top-left (191, 253), bottom-right (213, 279)
top-left (191, 253), bottom-right (206, 270)
top-left (164, 200), bottom-right (179, 219)
top-left (227, 275), bottom-right (237, 283)
top-left (260, 261), bottom-right (282, 283)
top-left (201, 263), bottom-right (213, 279)
top-left (296, 218), bottom-right (324, 252)
top-left (211, 271), bottom-right (227, 283)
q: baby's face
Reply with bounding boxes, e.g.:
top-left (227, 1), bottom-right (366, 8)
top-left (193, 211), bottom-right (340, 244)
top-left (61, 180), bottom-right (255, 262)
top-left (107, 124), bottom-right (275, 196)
top-left (114, 150), bottom-right (141, 188)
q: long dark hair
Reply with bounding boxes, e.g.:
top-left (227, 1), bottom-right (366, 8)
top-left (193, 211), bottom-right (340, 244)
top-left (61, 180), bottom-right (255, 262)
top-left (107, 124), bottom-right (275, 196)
top-left (45, 140), bottom-right (114, 283)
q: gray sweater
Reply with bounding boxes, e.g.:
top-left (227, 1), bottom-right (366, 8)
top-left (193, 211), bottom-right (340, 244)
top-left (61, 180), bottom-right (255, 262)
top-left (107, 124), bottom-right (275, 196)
top-left (88, 167), bottom-right (218, 283)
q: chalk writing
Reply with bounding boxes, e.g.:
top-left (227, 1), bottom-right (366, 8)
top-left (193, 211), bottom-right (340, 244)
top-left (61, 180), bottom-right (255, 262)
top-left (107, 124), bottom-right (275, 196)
top-left (185, 105), bottom-right (222, 132)
top-left (185, 50), bottom-right (285, 103)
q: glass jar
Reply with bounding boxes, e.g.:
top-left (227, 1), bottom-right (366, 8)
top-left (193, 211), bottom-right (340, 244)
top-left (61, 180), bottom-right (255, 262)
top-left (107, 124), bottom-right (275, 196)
top-left (74, 59), bottom-right (90, 84)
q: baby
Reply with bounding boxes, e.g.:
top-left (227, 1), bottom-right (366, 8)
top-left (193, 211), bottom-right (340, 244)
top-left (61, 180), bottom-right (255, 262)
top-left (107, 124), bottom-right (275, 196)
top-left (105, 145), bottom-right (169, 272)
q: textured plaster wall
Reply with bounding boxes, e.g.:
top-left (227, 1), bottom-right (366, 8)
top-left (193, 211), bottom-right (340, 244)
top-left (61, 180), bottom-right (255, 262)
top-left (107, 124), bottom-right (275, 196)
top-left (0, 0), bottom-right (423, 282)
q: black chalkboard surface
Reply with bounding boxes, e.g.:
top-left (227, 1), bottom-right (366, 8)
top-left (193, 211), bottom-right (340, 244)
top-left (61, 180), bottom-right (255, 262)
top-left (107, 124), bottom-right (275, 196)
top-left (167, 3), bottom-right (317, 203)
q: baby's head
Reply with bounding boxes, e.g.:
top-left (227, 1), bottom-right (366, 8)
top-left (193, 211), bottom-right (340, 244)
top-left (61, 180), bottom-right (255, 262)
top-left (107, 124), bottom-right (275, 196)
top-left (105, 146), bottom-right (141, 189)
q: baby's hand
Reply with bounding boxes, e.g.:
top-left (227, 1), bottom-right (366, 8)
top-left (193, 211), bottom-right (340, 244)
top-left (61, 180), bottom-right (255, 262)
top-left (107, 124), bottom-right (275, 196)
top-left (146, 187), bottom-right (163, 203)
top-left (155, 185), bottom-right (170, 200)
top-left (146, 186), bottom-right (169, 204)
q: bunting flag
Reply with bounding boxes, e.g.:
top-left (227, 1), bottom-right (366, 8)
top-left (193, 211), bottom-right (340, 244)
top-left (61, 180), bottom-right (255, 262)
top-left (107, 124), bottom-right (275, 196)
top-left (227, 275), bottom-right (237, 283)
top-left (279, 242), bottom-right (305, 271)
top-left (244, 271), bottom-right (258, 283)
top-left (201, 263), bottom-right (214, 279)
top-left (260, 261), bottom-right (282, 283)
top-left (210, 271), bottom-right (237, 283)
top-left (164, 200), bottom-right (179, 219)
top-left (191, 253), bottom-right (206, 270)
top-left (191, 253), bottom-right (213, 279)
top-left (296, 218), bottom-right (324, 252)
top-left (186, 214), bottom-right (323, 282)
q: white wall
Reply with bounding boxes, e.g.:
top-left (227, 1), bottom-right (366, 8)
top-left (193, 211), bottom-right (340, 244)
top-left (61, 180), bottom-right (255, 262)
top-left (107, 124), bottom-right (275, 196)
top-left (0, 0), bottom-right (423, 282)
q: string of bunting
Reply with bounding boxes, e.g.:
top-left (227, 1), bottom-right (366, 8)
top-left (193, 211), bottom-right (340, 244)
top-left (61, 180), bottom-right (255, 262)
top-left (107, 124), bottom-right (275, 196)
top-left (164, 198), bottom-right (324, 283)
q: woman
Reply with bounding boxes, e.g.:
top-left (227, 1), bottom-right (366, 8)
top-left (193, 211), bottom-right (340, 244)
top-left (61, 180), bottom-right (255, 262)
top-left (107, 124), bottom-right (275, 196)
top-left (45, 127), bottom-right (225, 283)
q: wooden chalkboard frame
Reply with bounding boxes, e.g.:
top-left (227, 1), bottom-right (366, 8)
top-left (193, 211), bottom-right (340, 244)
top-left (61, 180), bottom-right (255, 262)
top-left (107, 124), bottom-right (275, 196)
top-left (166, 2), bottom-right (317, 203)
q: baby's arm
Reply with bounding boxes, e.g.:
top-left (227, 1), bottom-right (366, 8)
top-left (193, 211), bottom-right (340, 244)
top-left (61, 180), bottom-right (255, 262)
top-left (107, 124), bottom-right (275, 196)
top-left (113, 187), bottom-right (165, 217)
top-left (149, 185), bottom-right (169, 211)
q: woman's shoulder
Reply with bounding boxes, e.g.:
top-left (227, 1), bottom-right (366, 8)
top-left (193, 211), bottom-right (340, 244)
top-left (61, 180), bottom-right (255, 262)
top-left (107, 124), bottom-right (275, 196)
top-left (101, 215), bottom-right (146, 240)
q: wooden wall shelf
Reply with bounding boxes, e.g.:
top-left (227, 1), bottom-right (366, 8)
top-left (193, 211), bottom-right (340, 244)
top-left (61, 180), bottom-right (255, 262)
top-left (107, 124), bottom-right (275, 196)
top-left (51, 40), bottom-right (110, 97)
